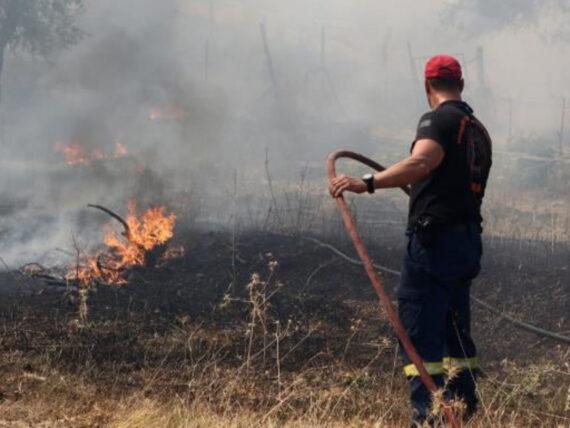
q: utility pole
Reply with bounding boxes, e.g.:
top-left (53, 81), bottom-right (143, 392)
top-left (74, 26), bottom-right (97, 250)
top-left (320, 26), bottom-right (326, 91)
top-left (507, 98), bottom-right (513, 144)
top-left (204, 0), bottom-right (215, 86)
top-left (380, 29), bottom-right (391, 104)
top-left (303, 25), bottom-right (348, 120)
top-left (0, 52), bottom-right (5, 151)
top-left (204, 39), bottom-right (209, 84)
top-left (320, 26), bottom-right (326, 69)
top-left (381, 29), bottom-right (390, 67)
top-left (406, 41), bottom-right (421, 112)
top-left (558, 97), bottom-right (566, 156)
top-left (259, 22), bottom-right (278, 100)
top-left (209, 0), bottom-right (215, 26)
top-left (475, 46), bottom-right (485, 87)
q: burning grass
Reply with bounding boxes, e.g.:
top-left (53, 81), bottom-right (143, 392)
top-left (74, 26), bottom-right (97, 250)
top-left (71, 202), bottom-right (179, 287)
top-left (54, 141), bottom-right (128, 166)
top-left (148, 105), bottom-right (187, 122)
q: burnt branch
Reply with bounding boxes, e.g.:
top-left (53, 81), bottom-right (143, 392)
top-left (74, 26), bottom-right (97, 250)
top-left (18, 264), bottom-right (70, 288)
top-left (87, 204), bottom-right (131, 239)
top-left (34, 275), bottom-right (70, 288)
top-left (96, 254), bottom-right (123, 273)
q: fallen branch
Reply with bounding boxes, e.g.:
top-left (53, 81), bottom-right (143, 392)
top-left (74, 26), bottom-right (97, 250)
top-left (18, 267), bottom-right (74, 288)
top-left (96, 254), bottom-right (123, 273)
top-left (304, 236), bottom-right (570, 345)
top-left (304, 237), bottom-right (401, 276)
top-left (88, 204), bottom-right (158, 267)
top-left (87, 204), bottom-right (131, 239)
top-left (30, 274), bottom-right (69, 287)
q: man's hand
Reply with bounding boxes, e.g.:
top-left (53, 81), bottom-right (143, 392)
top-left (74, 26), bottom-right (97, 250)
top-left (329, 174), bottom-right (367, 198)
top-left (328, 139), bottom-right (444, 198)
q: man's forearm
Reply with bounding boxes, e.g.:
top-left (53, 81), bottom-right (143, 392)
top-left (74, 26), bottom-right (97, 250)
top-left (373, 156), bottom-right (433, 189)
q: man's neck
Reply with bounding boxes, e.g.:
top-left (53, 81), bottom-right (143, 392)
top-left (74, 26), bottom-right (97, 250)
top-left (429, 92), bottom-right (462, 110)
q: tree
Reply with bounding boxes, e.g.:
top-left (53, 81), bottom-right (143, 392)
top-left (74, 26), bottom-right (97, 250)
top-left (0, 0), bottom-right (84, 103)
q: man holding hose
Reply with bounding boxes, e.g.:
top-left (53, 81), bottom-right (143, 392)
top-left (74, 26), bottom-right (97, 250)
top-left (329, 55), bottom-right (492, 424)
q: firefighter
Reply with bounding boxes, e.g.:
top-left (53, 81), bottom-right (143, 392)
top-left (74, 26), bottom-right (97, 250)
top-left (329, 55), bottom-right (492, 424)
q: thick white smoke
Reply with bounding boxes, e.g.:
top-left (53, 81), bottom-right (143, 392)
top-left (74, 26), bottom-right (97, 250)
top-left (1, 0), bottom-right (569, 266)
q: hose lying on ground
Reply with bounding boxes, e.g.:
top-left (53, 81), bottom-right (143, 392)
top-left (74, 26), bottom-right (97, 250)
top-left (305, 236), bottom-right (570, 345)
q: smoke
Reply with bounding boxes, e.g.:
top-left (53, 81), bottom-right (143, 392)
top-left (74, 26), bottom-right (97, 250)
top-left (1, 0), bottom-right (570, 266)
top-left (443, 0), bottom-right (570, 35)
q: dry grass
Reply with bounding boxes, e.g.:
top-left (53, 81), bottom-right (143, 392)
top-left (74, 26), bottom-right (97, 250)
top-left (0, 348), bottom-right (567, 427)
top-left (0, 264), bottom-right (568, 428)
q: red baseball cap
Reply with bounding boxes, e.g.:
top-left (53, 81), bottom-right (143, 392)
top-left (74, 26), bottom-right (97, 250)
top-left (425, 55), bottom-right (462, 80)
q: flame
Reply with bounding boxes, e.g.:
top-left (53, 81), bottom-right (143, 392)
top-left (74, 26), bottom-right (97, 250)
top-left (54, 142), bottom-right (95, 166)
top-left (69, 202), bottom-right (182, 286)
top-left (54, 141), bottom-right (128, 166)
top-left (148, 105), bottom-right (186, 122)
top-left (114, 141), bottom-right (128, 158)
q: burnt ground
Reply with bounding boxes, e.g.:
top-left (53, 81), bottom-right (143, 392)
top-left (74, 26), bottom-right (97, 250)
top-left (0, 228), bottom-right (568, 426)
top-left (1, 229), bottom-right (567, 368)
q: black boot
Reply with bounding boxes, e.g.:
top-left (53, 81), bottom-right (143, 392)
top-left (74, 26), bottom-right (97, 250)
top-left (445, 369), bottom-right (479, 421)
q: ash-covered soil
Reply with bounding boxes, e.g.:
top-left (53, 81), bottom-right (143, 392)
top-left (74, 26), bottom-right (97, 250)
top-left (1, 229), bottom-right (567, 368)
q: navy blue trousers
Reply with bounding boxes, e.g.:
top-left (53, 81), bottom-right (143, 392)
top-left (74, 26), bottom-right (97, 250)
top-left (397, 223), bottom-right (482, 424)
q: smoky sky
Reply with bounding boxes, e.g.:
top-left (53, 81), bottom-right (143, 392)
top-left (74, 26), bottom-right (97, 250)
top-left (443, 0), bottom-right (570, 34)
top-left (4, 0), bottom-right (570, 155)
top-left (1, 0), bottom-right (570, 266)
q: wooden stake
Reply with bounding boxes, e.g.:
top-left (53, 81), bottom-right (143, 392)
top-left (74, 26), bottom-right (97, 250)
top-left (259, 22), bottom-right (278, 100)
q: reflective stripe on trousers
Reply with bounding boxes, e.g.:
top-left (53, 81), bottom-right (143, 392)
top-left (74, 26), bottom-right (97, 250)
top-left (404, 356), bottom-right (479, 377)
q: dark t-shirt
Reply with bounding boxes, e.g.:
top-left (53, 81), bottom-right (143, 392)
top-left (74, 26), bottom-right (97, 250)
top-left (408, 100), bottom-right (492, 227)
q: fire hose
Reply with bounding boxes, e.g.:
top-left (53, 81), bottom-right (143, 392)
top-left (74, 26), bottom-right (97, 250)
top-left (327, 149), bottom-right (570, 425)
top-left (326, 150), bottom-right (570, 344)
top-left (328, 149), bottom-right (461, 427)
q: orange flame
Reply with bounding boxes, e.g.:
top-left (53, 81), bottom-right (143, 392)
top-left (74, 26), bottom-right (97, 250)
top-left (54, 142), bottom-right (97, 166)
top-left (69, 202), bottom-right (182, 286)
top-left (54, 141), bottom-right (128, 166)
top-left (148, 105), bottom-right (186, 122)
top-left (114, 141), bottom-right (128, 158)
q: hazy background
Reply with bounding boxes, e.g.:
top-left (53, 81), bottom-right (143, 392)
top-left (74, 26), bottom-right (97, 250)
top-left (1, 0), bottom-right (570, 266)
